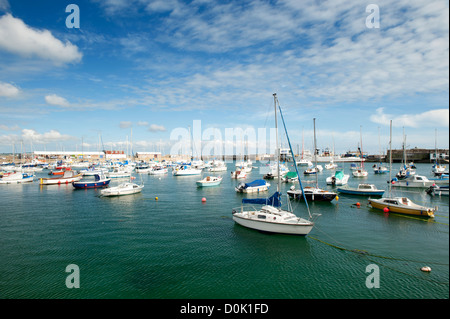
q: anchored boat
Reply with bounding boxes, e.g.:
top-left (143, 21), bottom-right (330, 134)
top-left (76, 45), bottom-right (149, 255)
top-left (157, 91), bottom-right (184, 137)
top-left (73, 172), bottom-right (111, 189)
top-left (337, 184), bottom-right (384, 196)
top-left (40, 170), bottom-right (82, 185)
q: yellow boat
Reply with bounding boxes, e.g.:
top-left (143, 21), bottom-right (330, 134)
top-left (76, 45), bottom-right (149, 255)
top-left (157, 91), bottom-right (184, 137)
top-left (368, 197), bottom-right (435, 218)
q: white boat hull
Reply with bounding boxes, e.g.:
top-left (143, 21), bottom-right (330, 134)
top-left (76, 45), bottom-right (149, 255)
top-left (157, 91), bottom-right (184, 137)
top-left (232, 213), bottom-right (313, 235)
top-left (173, 169), bottom-right (202, 176)
top-left (100, 183), bottom-right (143, 196)
top-left (235, 185), bottom-right (270, 193)
top-left (0, 176), bottom-right (34, 184)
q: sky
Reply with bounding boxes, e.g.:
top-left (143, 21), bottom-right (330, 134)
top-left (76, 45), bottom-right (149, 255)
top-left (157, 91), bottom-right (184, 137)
top-left (0, 0), bottom-right (448, 157)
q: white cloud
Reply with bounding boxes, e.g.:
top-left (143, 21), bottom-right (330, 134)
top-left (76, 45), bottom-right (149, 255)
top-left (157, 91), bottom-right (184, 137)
top-left (45, 94), bottom-right (70, 107)
top-left (0, 81), bottom-right (20, 97)
top-left (148, 124), bottom-right (166, 132)
top-left (0, 124), bottom-right (20, 131)
top-left (0, 128), bottom-right (75, 145)
top-left (120, 121), bottom-right (133, 128)
top-left (21, 129), bottom-right (74, 144)
top-left (370, 107), bottom-right (449, 128)
top-left (0, 14), bottom-right (82, 65)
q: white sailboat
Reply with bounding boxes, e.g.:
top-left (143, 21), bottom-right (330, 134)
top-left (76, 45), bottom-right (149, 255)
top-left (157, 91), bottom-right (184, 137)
top-left (395, 128), bottom-right (416, 179)
top-left (352, 126), bottom-right (368, 177)
top-left (232, 93), bottom-right (317, 236)
top-left (208, 160), bottom-right (227, 172)
top-left (288, 118), bottom-right (337, 202)
top-left (173, 126), bottom-right (202, 176)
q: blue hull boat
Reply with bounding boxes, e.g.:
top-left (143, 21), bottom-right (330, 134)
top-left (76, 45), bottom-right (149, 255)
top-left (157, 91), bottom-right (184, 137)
top-left (72, 173), bottom-right (111, 189)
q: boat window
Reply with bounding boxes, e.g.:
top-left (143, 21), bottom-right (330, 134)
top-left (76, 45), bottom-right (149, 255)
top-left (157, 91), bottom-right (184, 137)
top-left (257, 215), bottom-right (266, 219)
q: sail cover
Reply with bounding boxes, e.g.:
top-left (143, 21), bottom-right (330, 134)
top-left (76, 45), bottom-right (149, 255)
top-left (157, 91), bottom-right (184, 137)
top-left (284, 172), bottom-right (297, 178)
top-left (244, 179), bottom-right (267, 188)
top-left (242, 192), bottom-right (281, 207)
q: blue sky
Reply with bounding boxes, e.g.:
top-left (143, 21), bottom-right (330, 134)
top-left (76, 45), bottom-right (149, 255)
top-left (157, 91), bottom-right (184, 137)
top-left (0, 0), bottom-right (448, 156)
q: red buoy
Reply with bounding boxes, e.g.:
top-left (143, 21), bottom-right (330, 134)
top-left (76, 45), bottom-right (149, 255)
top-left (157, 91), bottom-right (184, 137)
top-left (383, 207), bottom-right (389, 213)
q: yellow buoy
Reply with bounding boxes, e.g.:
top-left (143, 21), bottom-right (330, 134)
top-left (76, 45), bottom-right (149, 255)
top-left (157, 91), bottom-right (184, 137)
top-left (155, 197), bottom-right (158, 201)
top-left (335, 196), bottom-right (339, 201)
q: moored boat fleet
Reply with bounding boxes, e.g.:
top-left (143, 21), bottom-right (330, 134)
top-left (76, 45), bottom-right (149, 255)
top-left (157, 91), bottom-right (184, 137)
top-left (1, 96), bottom-right (448, 235)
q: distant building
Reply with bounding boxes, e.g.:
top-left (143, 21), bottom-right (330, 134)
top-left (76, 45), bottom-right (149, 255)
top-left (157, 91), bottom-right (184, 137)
top-left (33, 151), bottom-right (104, 160)
top-left (135, 152), bottom-right (162, 161)
top-left (104, 150), bottom-right (126, 160)
top-left (387, 148), bottom-right (449, 163)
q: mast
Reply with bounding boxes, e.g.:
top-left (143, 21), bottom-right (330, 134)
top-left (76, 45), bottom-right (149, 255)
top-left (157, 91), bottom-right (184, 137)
top-left (435, 128), bottom-right (438, 165)
top-left (360, 125), bottom-right (364, 168)
top-left (313, 118), bottom-right (318, 187)
top-left (273, 93), bottom-right (281, 203)
top-left (389, 120), bottom-right (392, 196)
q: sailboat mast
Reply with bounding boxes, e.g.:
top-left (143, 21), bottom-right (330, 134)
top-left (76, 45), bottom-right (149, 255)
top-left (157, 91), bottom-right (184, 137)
top-left (360, 125), bottom-right (364, 168)
top-left (313, 118), bottom-right (318, 187)
top-left (273, 93), bottom-right (281, 196)
top-left (389, 120), bottom-right (392, 196)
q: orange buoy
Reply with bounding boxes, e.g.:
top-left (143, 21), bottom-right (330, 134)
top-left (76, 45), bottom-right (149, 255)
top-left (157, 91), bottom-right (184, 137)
top-left (356, 202), bottom-right (361, 207)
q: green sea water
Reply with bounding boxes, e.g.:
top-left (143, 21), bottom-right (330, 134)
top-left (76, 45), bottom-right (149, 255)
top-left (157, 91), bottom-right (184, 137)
top-left (0, 162), bottom-right (448, 299)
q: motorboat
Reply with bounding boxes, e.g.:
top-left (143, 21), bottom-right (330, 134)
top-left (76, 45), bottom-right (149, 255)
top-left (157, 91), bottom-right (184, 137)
top-left (373, 164), bottom-right (389, 174)
top-left (107, 166), bottom-right (131, 178)
top-left (368, 121), bottom-right (435, 218)
top-left (236, 160), bottom-right (252, 173)
top-left (100, 182), bottom-right (143, 196)
top-left (196, 176), bottom-right (222, 187)
top-left (0, 172), bottom-right (34, 184)
top-left (281, 171), bottom-right (298, 183)
top-left (337, 184), bottom-right (384, 196)
top-left (235, 179), bottom-right (270, 193)
top-left (368, 197), bottom-right (435, 218)
top-left (72, 172), bottom-right (111, 189)
top-left (303, 165), bottom-right (323, 175)
top-left (352, 168), bottom-right (368, 177)
top-left (426, 185), bottom-right (449, 196)
top-left (391, 175), bottom-right (441, 188)
top-left (231, 169), bottom-right (247, 179)
top-left (173, 165), bottom-right (202, 176)
top-left (148, 165), bottom-right (168, 175)
top-left (135, 163), bottom-right (152, 173)
top-left (40, 170), bottom-right (82, 185)
top-left (208, 160), bottom-right (227, 172)
top-left (325, 161), bottom-right (338, 170)
top-left (263, 162), bottom-right (289, 179)
top-left (326, 170), bottom-right (350, 186)
top-left (80, 166), bottom-right (109, 176)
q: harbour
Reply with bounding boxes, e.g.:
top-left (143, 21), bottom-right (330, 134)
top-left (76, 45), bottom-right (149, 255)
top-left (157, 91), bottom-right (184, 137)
top-left (0, 0), bottom-right (448, 306)
top-left (0, 161), bottom-right (448, 299)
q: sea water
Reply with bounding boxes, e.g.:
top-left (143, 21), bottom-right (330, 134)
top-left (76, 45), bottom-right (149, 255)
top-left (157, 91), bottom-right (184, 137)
top-left (0, 162), bottom-right (448, 299)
